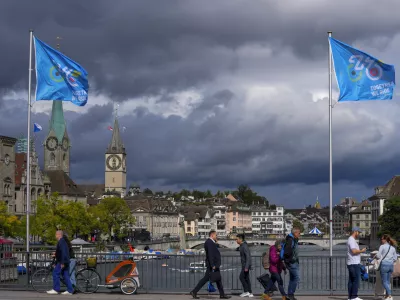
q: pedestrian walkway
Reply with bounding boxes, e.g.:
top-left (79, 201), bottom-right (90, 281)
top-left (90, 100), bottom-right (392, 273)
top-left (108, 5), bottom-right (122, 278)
top-left (0, 291), bottom-right (379, 300)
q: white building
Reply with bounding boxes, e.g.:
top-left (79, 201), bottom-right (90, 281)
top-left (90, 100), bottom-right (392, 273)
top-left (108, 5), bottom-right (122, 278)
top-left (251, 205), bottom-right (286, 236)
top-left (213, 204), bottom-right (227, 237)
top-left (368, 176), bottom-right (400, 249)
top-left (197, 209), bottom-right (216, 238)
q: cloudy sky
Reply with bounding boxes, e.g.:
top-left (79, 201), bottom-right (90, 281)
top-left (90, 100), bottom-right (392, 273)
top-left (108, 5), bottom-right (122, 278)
top-left (1, 0), bottom-right (400, 208)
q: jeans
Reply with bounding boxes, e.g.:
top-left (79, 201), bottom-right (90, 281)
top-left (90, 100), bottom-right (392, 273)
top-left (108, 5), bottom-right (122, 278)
top-left (239, 269), bottom-right (252, 293)
top-left (347, 264), bottom-right (361, 299)
top-left (265, 272), bottom-right (286, 296)
top-left (287, 263), bottom-right (299, 296)
top-left (53, 263), bottom-right (73, 293)
top-left (192, 268), bottom-right (225, 296)
top-left (380, 262), bottom-right (394, 296)
top-left (69, 259), bottom-right (77, 287)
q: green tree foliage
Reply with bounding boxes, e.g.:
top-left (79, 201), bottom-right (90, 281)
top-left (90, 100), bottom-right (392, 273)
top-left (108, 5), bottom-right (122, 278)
top-left (378, 196), bottom-right (400, 244)
top-left (292, 219), bottom-right (305, 233)
top-left (31, 193), bottom-right (94, 244)
top-left (90, 197), bottom-right (135, 239)
top-left (143, 188), bottom-right (153, 195)
top-left (0, 201), bottom-right (22, 237)
top-left (233, 184), bottom-right (269, 207)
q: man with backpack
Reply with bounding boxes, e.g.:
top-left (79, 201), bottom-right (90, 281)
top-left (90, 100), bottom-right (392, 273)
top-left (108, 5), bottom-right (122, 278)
top-left (282, 228), bottom-right (301, 300)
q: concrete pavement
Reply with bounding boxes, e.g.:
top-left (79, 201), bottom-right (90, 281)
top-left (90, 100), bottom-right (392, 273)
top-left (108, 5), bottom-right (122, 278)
top-left (0, 291), bottom-right (380, 300)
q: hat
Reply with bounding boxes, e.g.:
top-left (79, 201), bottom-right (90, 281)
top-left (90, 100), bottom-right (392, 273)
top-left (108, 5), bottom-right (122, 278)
top-left (352, 227), bottom-right (363, 232)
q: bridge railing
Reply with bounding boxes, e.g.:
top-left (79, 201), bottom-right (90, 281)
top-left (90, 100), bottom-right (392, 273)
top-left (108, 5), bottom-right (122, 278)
top-left (0, 251), bottom-right (398, 295)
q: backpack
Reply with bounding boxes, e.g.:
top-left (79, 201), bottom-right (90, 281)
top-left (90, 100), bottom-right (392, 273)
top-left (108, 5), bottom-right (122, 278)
top-left (280, 237), bottom-right (294, 261)
top-left (262, 245), bottom-right (271, 269)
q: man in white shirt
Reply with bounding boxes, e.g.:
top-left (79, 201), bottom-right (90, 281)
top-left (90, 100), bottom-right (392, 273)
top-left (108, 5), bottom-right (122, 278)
top-left (347, 227), bottom-right (366, 300)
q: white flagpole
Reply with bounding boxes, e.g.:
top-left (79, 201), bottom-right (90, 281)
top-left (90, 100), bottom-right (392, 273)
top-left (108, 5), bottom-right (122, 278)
top-left (26, 29), bottom-right (34, 253)
top-left (328, 31), bottom-right (333, 292)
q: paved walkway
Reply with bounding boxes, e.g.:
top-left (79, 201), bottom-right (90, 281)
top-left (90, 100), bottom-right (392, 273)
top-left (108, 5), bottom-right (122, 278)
top-left (0, 291), bottom-right (380, 300)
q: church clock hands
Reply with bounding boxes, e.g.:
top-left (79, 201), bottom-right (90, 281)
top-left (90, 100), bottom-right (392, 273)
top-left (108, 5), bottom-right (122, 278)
top-left (106, 155), bottom-right (122, 171)
top-left (46, 137), bottom-right (58, 151)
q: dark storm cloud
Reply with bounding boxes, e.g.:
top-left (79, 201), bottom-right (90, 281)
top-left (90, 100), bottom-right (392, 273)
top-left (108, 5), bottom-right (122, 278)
top-left (1, 0), bottom-right (400, 99)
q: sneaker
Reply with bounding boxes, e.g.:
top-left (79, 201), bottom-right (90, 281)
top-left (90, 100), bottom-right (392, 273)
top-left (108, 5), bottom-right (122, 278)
top-left (354, 298), bottom-right (364, 300)
top-left (260, 294), bottom-right (271, 300)
top-left (46, 289), bottom-right (59, 295)
top-left (240, 292), bottom-right (250, 297)
top-left (248, 294), bottom-right (254, 298)
top-left (62, 291), bottom-right (73, 295)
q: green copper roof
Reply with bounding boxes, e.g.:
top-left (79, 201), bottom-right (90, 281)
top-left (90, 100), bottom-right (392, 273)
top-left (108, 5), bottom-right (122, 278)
top-left (49, 101), bottom-right (66, 142)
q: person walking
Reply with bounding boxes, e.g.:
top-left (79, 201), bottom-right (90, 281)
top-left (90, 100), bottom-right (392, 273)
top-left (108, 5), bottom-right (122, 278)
top-left (282, 228), bottom-right (300, 300)
top-left (262, 240), bottom-right (287, 300)
top-left (236, 234), bottom-right (253, 298)
top-left (376, 234), bottom-right (397, 300)
top-left (63, 235), bottom-right (77, 292)
top-left (347, 227), bottom-right (366, 300)
top-left (190, 230), bottom-right (231, 299)
top-left (47, 230), bottom-right (74, 295)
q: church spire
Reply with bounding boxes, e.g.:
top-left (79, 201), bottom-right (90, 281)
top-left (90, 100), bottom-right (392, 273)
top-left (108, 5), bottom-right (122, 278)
top-left (49, 101), bottom-right (67, 142)
top-left (107, 104), bottom-right (125, 154)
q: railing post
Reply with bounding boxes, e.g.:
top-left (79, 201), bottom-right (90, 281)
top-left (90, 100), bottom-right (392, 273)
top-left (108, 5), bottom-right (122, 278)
top-left (329, 256), bottom-right (333, 295)
top-left (26, 251), bottom-right (30, 288)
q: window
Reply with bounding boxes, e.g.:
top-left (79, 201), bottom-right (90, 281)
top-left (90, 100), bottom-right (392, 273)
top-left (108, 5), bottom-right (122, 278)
top-left (50, 153), bottom-right (56, 166)
top-left (233, 217), bottom-right (236, 221)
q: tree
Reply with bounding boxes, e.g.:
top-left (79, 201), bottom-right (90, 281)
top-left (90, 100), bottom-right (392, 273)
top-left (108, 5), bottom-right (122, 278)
top-left (234, 184), bottom-right (268, 206)
top-left (143, 188), bottom-right (153, 195)
top-left (205, 190), bottom-right (213, 198)
top-left (31, 193), bottom-right (94, 244)
top-left (292, 219), bottom-right (305, 233)
top-left (0, 201), bottom-right (22, 237)
top-left (378, 196), bottom-right (400, 244)
top-left (214, 190), bottom-right (225, 198)
top-left (90, 197), bottom-right (135, 240)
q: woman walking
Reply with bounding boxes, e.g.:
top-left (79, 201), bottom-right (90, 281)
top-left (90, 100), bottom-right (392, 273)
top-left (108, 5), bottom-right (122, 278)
top-left (261, 240), bottom-right (287, 300)
top-left (376, 234), bottom-right (397, 300)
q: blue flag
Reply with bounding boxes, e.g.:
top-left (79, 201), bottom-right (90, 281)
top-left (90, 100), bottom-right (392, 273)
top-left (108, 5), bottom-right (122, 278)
top-left (329, 37), bottom-right (395, 101)
top-left (34, 36), bottom-right (89, 106)
top-left (33, 123), bottom-right (42, 133)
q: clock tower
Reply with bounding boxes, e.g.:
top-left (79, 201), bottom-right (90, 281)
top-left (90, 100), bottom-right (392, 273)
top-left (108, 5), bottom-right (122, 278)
top-left (105, 116), bottom-right (126, 197)
top-left (44, 101), bottom-right (70, 175)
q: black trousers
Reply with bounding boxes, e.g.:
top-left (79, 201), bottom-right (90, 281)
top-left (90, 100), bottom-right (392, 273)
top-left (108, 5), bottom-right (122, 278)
top-left (239, 269), bottom-right (252, 293)
top-left (192, 269), bottom-right (225, 295)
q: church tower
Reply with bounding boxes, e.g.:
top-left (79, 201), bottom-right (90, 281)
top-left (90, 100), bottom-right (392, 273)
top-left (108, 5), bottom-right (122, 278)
top-left (44, 101), bottom-right (70, 175)
top-left (105, 115), bottom-right (126, 197)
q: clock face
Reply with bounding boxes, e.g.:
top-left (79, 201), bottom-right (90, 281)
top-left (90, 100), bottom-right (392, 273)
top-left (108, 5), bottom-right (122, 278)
top-left (107, 155), bottom-right (122, 171)
top-left (46, 137), bottom-right (58, 151)
top-left (4, 154), bottom-right (10, 166)
top-left (62, 137), bottom-right (69, 151)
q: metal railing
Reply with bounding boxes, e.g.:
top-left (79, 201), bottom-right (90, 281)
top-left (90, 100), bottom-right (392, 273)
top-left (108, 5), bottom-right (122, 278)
top-left (0, 251), bottom-right (398, 295)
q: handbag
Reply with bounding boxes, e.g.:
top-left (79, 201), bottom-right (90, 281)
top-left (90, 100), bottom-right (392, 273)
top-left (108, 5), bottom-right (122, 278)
top-left (209, 270), bottom-right (221, 283)
top-left (392, 259), bottom-right (400, 278)
top-left (374, 246), bottom-right (391, 272)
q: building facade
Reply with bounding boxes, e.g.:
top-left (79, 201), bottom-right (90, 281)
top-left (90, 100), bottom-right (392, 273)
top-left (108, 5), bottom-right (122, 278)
top-left (251, 205), bottom-right (286, 236)
top-left (226, 205), bottom-right (252, 235)
top-left (349, 200), bottom-right (371, 238)
top-left (125, 196), bottom-right (180, 238)
top-left (0, 135), bottom-right (17, 212)
top-left (105, 117), bottom-right (127, 197)
top-left (368, 176), bottom-right (400, 249)
top-left (213, 204), bottom-right (227, 237)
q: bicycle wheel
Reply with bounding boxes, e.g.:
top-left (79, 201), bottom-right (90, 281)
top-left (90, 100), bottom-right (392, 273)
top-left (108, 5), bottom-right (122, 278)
top-left (76, 268), bottom-right (101, 294)
top-left (120, 277), bottom-right (138, 295)
top-left (31, 268), bottom-right (53, 293)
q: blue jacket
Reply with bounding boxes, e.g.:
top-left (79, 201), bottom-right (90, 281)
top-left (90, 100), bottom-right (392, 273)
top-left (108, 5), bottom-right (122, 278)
top-left (56, 237), bottom-right (70, 264)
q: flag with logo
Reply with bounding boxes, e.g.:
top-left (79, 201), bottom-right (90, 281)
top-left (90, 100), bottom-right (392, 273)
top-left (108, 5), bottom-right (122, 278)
top-left (329, 37), bottom-right (395, 101)
top-left (34, 36), bottom-right (89, 106)
top-left (33, 123), bottom-right (42, 133)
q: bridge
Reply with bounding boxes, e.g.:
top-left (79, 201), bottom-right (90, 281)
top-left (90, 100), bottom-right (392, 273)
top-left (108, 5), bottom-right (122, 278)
top-left (136, 237), bottom-right (365, 250)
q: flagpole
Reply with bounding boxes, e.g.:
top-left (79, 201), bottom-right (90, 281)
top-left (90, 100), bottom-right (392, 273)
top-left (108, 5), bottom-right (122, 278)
top-left (26, 29), bottom-right (34, 253)
top-left (328, 31), bottom-right (333, 293)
